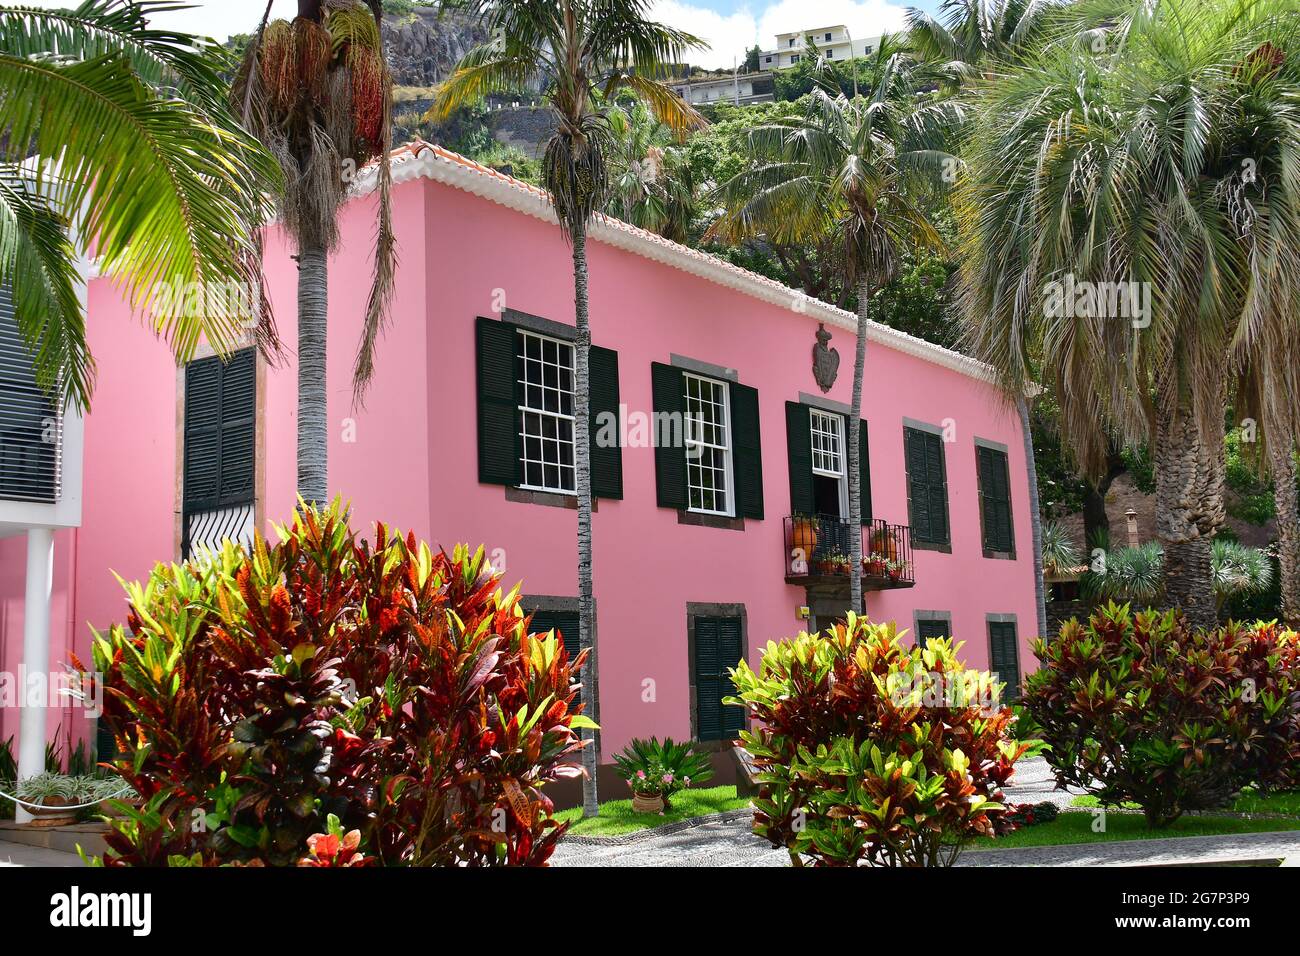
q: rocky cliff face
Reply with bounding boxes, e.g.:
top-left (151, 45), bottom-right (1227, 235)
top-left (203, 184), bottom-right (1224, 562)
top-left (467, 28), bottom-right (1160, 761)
top-left (382, 7), bottom-right (487, 87)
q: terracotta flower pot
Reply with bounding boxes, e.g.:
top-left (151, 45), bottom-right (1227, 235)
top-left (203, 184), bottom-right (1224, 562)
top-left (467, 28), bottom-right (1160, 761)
top-left (26, 796), bottom-right (77, 828)
top-left (631, 792), bottom-right (664, 814)
top-left (791, 520), bottom-right (818, 559)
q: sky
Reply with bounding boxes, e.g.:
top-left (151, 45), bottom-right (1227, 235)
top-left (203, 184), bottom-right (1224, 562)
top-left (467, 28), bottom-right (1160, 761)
top-left (19, 0), bottom-right (943, 70)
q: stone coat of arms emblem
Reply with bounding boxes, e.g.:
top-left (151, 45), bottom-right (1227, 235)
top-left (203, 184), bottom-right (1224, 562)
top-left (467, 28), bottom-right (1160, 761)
top-left (812, 323), bottom-right (840, 393)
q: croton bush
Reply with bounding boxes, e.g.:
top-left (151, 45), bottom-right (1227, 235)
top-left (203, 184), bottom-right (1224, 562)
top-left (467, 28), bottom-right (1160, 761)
top-left (84, 503), bottom-right (592, 866)
top-left (1024, 603), bottom-right (1300, 827)
top-left (727, 614), bottom-right (1036, 867)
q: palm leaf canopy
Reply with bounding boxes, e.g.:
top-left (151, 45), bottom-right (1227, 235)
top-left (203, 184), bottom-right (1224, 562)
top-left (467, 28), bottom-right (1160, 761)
top-left (429, 0), bottom-right (707, 235)
top-left (710, 47), bottom-right (959, 292)
top-left (0, 0), bottom-right (280, 409)
top-left (956, 0), bottom-right (1300, 476)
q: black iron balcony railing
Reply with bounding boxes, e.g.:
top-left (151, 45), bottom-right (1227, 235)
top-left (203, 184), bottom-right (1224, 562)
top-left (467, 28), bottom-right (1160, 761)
top-left (783, 515), bottom-right (915, 590)
top-left (0, 286), bottom-right (61, 504)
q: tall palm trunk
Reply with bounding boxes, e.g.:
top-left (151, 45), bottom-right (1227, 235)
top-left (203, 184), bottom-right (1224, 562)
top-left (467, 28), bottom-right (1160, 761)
top-left (571, 222), bottom-right (599, 817)
top-left (1154, 397), bottom-right (1225, 630)
top-left (297, 245), bottom-right (329, 505)
top-left (847, 278), bottom-right (869, 614)
top-left (1017, 397), bottom-right (1048, 640)
top-left (1267, 437), bottom-right (1300, 628)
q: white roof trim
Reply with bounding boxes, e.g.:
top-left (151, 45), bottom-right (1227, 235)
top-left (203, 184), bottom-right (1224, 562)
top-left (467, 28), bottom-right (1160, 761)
top-left (372, 145), bottom-right (996, 385)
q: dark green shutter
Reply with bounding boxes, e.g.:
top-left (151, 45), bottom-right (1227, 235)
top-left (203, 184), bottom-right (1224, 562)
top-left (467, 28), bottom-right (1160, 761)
top-left (528, 608), bottom-right (581, 663)
top-left (785, 401), bottom-right (814, 515)
top-left (184, 349), bottom-right (255, 512)
top-left (905, 427), bottom-right (949, 545)
top-left (978, 445), bottom-right (1013, 553)
top-left (694, 616), bottom-right (745, 742)
top-left (858, 418), bottom-right (872, 523)
top-left (94, 716), bottom-right (120, 763)
top-left (590, 345), bottom-right (623, 499)
top-left (988, 621), bottom-right (1021, 701)
top-left (917, 618), bottom-right (949, 645)
top-left (651, 362), bottom-right (687, 509)
top-left (475, 316), bottom-right (520, 486)
top-left (729, 382), bottom-right (763, 519)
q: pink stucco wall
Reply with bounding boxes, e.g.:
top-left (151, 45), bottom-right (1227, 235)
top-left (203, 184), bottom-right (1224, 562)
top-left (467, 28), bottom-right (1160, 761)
top-left (0, 160), bottom-right (1038, 760)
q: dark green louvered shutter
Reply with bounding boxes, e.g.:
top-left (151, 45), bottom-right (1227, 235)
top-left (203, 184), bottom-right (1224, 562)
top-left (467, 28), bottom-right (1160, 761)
top-left (590, 345), bottom-right (623, 499)
top-left (694, 616), bottom-right (745, 742)
top-left (905, 427), bottom-right (949, 545)
top-left (476, 317), bottom-right (520, 486)
top-left (94, 716), bottom-right (120, 763)
top-left (183, 349), bottom-right (255, 512)
top-left (729, 382), bottom-right (763, 519)
top-left (528, 608), bottom-right (581, 663)
top-left (858, 418), bottom-right (872, 523)
top-left (785, 401), bottom-right (814, 515)
top-left (651, 362), bottom-right (687, 509)
top-left (988, 621), bottom-right (1021, 701)
top-left (978, 445), bottom-right (1014, 553)
top-left (916, 618), bottom-right (949, 645)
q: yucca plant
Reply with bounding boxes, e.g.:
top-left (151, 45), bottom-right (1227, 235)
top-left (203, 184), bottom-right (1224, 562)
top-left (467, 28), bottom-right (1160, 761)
top-left (1040, 520), bottom-right (1081, 577)
top-left (1082, 542), bottom-right (1166, 604)
top-left (233, 0), bottom-right (397, 504)
top-left (1212, 538), bottom-right (1275, 611)
top-left (0, 0), bottom-right (279, 408)
top-left (429, 0), bottom-right (706, 818)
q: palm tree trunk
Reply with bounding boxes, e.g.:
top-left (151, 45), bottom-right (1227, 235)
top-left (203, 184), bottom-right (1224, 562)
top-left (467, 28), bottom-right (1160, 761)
top-left (847, 277), bottom-right (869, 615)
top-left (1017, 397), bottom-right (1048, 641)
top-left (297, 245), bottom-right (328, 505)
top-left (1267, 437), bottom-right (1300, 629)
top-left (1153, 398), bottom-right (1225, 630)
top-left (571, 221), bottom-right (599, 817)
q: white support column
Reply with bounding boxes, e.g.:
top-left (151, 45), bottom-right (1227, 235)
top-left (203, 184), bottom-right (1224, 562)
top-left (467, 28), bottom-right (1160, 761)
top-left (15, 527), bottom-right (54, 824)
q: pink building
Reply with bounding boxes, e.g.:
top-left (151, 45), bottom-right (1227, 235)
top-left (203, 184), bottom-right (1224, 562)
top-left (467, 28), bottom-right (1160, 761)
top-left (0, 143), bottom-right (1039, 794)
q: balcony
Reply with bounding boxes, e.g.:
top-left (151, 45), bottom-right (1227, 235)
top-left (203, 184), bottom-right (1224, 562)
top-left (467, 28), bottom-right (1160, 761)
top-left (783, 515), bottom-right (916, 591)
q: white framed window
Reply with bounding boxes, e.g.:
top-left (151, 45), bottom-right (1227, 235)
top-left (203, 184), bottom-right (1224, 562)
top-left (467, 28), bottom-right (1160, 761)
top-left (809, 408), bottom-right (849, 518)
top-left (810, 409), bottom-right (844, 478)
top-left (683, 372), bottom-right (734, 516)
top-left (517, 329), bottom-right (576, 494)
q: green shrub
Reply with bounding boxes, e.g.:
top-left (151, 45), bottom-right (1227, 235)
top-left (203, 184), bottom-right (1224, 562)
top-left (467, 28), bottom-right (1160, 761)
top-left (87, 503), bottom-right (591, 866)
top-left (612, 737), bottom-right (713, 806)
top-left (727, 614), bottom-right (1036, 867)
top-left (1024, 603), bottom-right (1300, 827)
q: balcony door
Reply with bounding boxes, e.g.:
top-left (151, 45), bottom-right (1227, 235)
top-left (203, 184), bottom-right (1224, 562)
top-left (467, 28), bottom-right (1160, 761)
top-left (182, 349), bottom-right (256, 558)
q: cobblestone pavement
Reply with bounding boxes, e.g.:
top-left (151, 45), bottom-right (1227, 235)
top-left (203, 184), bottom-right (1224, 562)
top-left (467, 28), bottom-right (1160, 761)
top-left (549, 758), bottom-right (1300, 868)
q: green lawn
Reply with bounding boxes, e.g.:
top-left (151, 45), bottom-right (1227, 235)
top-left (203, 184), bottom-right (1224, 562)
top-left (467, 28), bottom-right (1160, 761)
top-left (1071, 790), bottom-right (1300, 816)
top-left (972, 810), bottom-right (1300, 850)
top-left (556, 785), bottom-right (751, 837)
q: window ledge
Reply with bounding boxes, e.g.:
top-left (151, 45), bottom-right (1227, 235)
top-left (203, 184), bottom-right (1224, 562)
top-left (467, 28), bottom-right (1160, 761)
top-left (505, 487), bottom-right (598, 511)
top-left (983, 549), bottom-right (1016, 561)
top-left (678, 510), bottom-right (744, 531)
top-left (913, 540), bottom-right (952, 554)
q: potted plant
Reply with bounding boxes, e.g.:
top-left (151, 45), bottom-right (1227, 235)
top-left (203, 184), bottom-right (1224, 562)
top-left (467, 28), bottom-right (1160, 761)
top-left (16, 772), bottom-right (78, 827)
top-left (790, 515), bottom-right (819, 561)
top-left (870, 528), bottom-right (899, 563)
top-left (865, 552), bottom-right (887, 576)
top-left (93, 778), bottom-right (140, 818)
top-left (887, 559), bottom-right (905, 582)
top-left (614, 737), bottom-right (715, 813)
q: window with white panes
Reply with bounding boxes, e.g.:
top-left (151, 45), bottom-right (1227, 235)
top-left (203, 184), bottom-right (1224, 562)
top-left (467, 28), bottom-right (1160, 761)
top-left (683, 372), bottom-right (733, 515)
top-left (809, 409), bottom-right (844, 478)
top-left (516, 330), bottom-right (576, 494)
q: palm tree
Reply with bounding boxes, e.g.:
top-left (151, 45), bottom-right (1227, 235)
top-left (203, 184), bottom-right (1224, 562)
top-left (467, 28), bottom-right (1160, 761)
top-left (906, 0), bottom-right (1061, 88)
top-left (430, 0), bottom-right (705, 817)
top-left (606, 95), bottom-right (699, 243)
top-left (233, 0), bottom-right (397, 504)
top-left (712, 49), bottom-right (955, 614)
top-left (0, 0), bottom-right (279, 408)
top-left (958, 0), bottom-right (1300, 629)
